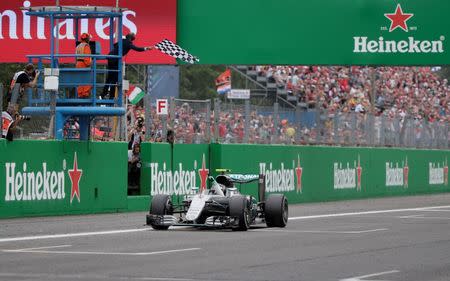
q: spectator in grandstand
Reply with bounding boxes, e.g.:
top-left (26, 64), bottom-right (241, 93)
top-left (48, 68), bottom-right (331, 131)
top-left (8, 63), bottom-right (40, 105)
top-left (166, 129), bottom-right (175, 145)
top-left (128, 116), bottom-right (145, 149)
top-left (102, 33), bottom-right (154, 99)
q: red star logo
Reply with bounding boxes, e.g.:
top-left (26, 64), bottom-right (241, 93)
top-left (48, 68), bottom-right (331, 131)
top-left (68, 152), bottom-right (83, 203)
top-left (295, 156), bottom-right (303, 193)
top-left (198, 154), bottom-right (209, 192)
top-left (384, 4), bottom-right (413, 32)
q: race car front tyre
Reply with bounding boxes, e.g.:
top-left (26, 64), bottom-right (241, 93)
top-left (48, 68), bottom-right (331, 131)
top-left (149, 194), bottom-right (173, 230)
top-left (265, 194), bottom-right (288, 228)
top-left (229, 196), bottom-right (250, 231)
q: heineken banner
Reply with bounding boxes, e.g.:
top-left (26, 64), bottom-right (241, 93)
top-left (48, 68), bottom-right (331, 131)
top-left (0, 140), bottom-right (127, 218)
top-left (140, 143), bottom-right (448, 205)
top-left (211, 145), bottom-right (448, 204)
top-left (177, 0), bottom-right (450, 65)
top-left (1, 140), bottom-right (449, 218)
top-left (140, 143), bottom-right (210, 204)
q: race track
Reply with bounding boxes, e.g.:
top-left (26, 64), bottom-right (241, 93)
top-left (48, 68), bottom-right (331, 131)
top-left (1, 194), bottom-right (450, 281)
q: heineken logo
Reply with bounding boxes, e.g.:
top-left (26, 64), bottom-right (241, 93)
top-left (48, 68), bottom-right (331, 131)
top-left (384, 4), bottom-right (413, 33)
top-left (386, 157), bottom-right (409, 188)
top-left (4, 152), bottom-right (82, 203)
top-left (333, 156), bottom-right (362, 190)
top-left (68, 152), bottom-right (82, 203)
top-left (259, 155), bottom-right (302, 193)
top-left (354, 37), bottom-right (444, 54)
top-left (353, 4), bottom-right (445, 54)
top-left (150, 154), bottom-right (208, 196)
top-left (429, 160), bottom-right (448, 185)
top-left (198, 154), bottom-right (209, 192)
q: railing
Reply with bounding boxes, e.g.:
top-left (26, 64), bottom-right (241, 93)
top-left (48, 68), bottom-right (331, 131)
top-left (27, 54), bottom-right (122, 107)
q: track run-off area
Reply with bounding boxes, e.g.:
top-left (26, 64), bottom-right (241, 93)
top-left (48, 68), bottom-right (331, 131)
top-left (1, 194), bottom-right (450, 281)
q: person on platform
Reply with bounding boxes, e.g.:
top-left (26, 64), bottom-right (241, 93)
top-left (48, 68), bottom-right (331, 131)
top-left (102, 33), bottom-right (153, 99)
top-left (75, 33), bottom-right (92, 98)
top-left (1, 104), bottom-right (26, 141)
top-left (8, 63), bottom-right (40, 106)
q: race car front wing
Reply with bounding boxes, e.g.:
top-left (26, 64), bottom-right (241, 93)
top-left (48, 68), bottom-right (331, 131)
top-left (146, 214), bottom-right (239, 228)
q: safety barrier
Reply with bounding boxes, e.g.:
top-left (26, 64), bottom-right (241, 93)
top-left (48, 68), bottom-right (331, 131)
top-left (1, 140), bottom-right (448, 218)
top-left (0, 140), bottom-right (127, 218)
top-left (140, 143), bottom-right (449, 205)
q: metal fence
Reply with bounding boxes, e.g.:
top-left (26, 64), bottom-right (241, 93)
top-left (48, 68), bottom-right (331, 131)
top-left (142, 99), bottom-right (449, 149)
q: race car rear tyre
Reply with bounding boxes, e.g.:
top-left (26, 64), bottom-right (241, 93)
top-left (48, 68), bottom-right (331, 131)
top-left (149, 194), bottom-right (173, 230)
top-left (265, 194), bottom-right (288, 228)
top-left (229, 196), bottom-right (250, 231)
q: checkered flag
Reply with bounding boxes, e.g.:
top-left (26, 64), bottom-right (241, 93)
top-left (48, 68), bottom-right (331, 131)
top-left (154, 39), bottom-right (199, 64)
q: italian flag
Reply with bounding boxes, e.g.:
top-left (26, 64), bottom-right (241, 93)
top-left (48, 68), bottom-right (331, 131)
top-left (127, 85), bottom-right (145, 105)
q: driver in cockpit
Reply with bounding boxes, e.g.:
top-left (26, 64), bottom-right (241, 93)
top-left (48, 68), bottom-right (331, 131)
top-left (216, 175), bottom-right (234, 195)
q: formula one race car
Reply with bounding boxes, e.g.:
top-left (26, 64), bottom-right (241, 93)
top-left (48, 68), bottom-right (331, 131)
top-left (146, 169), bottom-right (288, 231)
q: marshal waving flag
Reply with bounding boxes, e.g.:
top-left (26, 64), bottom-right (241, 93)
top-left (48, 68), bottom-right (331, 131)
top-left (215, 69), bottom-right (231, 94)
top-left (127, 85), bottom-right (145, 105)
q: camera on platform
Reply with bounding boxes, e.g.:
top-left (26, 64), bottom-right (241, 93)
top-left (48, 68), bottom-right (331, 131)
top-left (19, 115), bottom-right (31, 121)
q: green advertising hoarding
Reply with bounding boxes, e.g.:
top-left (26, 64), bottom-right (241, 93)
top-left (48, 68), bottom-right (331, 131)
top-left (212, 144), bottom-right (449, 204)
top-left (177, 0), bottom-right (449, 65)
top-left (0, 140), bottom-right (128, 218)
top-left (1, 140), bottom-right (448, 218)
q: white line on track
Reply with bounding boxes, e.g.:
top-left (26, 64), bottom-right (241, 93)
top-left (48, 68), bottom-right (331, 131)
top-left (0, 228), bottom-right (148, 243)
top-left (4, 244), bottom-right (71, 252)
top-left (2, 247), bottom-right (202, 256)
top-left (399, 215), bottom-right (450, 220)
top-left (340, 269), bottom-right (400, 281)
top-left (398, 214), bottom-right (425, 219)
top-left (1, 205), bottom-right (450, 244)
top-left (0, 272), bottom-right (196, 281)
top-left (254, 228), bottom-right (388, 234)
top-left (419, 209), bottom-right (450, 212)
top-left (289, 205), bottom-right (450, 221)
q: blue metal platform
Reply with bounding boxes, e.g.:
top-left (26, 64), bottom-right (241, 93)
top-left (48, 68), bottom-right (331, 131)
top-left (22, 5), bottom-right (126, 140)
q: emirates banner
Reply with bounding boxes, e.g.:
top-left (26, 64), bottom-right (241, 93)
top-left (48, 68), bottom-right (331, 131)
top-left (0, 0), bottom-right (176, 64)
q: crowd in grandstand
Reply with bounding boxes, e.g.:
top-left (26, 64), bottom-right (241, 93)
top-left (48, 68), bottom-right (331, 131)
top-left (56, 66), bottom-right (450, 145)
top-left (9, 66), bottom-right (449, 145)
top-left (121, 66), bottom-right (448, 146)
top-left (255, 66), bottom-right (449, 122)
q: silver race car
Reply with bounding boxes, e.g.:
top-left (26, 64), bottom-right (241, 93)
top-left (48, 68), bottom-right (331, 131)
top-left (146, 169), bottom-right (288, 231)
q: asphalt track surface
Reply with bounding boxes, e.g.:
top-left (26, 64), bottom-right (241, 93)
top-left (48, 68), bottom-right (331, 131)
top-left (1, 194), bottom-right (450, 281)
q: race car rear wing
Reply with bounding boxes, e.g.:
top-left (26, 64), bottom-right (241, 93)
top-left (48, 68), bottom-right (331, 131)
top-left (229, 174), bottom-right (267, 202)
top-left (214, 171), bottom-right (266, 202)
